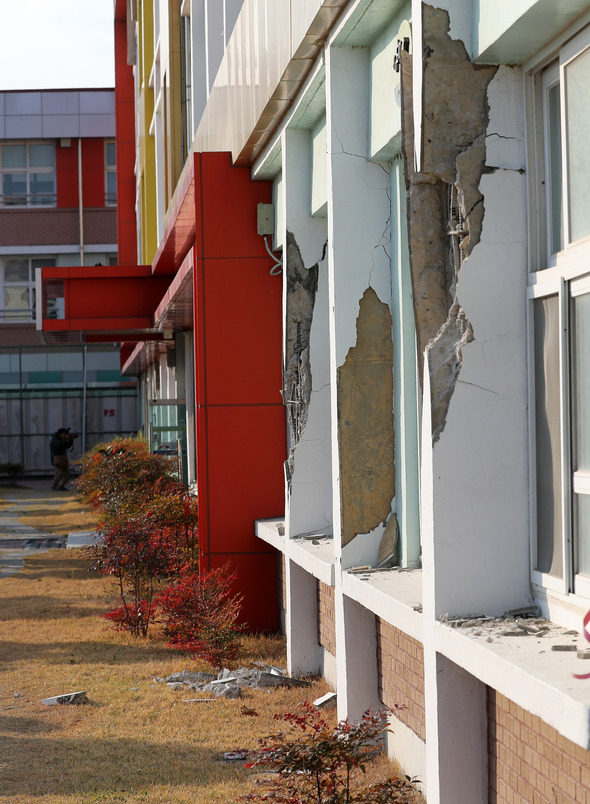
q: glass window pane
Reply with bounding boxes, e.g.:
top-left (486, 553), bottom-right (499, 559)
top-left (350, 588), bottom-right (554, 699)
top-left (5, 286), bottom-right (30, 311)
top-left (106, 141), bottom-right (116, 167)
top-left (3, 173), bottom-right (27, 201)
top-left (565, 45), bottom-right (590, 243)
top-left (575, 494), bottom-right (590, 576)
top-left (30, 172), bottom-right (55, 203)
top-left (4, 259), bottom-right (29, 282)
top-left (571, 292), bottom-right (590, 470)
top-left (547, 82), bottom-right (563, 254)
top-left (2, 144), bottom-right (26, 168)
top-left (29, 143), bottom-right (55, 167)
top-left (534, 295), bottom-right (563, 577)
top-left (31, 258), bottom-right (56, 269)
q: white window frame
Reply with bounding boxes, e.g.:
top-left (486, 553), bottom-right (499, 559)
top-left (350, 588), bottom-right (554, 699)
top-left (527, 22), bottom-right (590, 600)
top-left (0, 141), bottom-right (56, 207)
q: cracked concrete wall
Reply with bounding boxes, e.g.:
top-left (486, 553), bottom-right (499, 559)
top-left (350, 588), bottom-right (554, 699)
top-left (283, 230), bottom-right (320, 485)
top-left (401, 5), bottom-right (497, 442)
top-left (337, 287), bottom-right (394, 547)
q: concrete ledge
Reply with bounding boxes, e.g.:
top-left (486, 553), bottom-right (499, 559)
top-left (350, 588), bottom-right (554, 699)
top-left (67, 531), bottom-right (99, 549)
top-left (255, 518), bottom-right (284, 551)
top-left (436, 620), bottom-right (590, 749)
top-left (256, 519), bottom-right (335, 585)
top-left (342, 568), bottom-right (423, 642)
top-left (290, 537), bottom-right (335, 586)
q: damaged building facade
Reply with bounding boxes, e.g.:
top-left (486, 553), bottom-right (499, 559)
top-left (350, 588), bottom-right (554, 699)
top-left (37, 0), bottom-right (590, 800)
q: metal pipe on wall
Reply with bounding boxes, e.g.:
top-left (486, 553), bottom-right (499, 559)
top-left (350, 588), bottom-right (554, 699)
top-left (78, 138), bottom-right (84, 265)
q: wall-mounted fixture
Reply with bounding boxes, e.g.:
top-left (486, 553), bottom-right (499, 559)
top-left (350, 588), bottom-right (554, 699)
top-left (257, 203), bottom-right (283, 275)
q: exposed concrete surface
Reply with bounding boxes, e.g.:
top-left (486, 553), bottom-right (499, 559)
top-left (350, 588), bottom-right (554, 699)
top-left (283, 230), bottom-right (321, 485)
top-left (338, 288), bottom-right (394, 546)
top-left (401, 6), bottom-right (497, 442)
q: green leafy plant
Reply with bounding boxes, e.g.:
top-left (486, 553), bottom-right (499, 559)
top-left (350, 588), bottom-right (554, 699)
top-left (156, 564), bottom-right (244, 667)
top-left (240, 703), bottom-right (422, 803)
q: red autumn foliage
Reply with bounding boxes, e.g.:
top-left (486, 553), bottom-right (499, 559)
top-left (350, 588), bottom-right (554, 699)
top-left (240, 702), bottom-right (422, 803)
top-left (156, 565), bottom-right (244, 667)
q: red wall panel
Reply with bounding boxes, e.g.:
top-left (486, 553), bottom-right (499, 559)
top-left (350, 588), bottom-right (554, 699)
top-left (56, 140), bottom-right (78, 208)
top-left (193, 152), bottom-right (286, 632)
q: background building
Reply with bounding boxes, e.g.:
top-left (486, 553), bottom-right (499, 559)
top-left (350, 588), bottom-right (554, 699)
top-left (0, 89), bottom-right (138, 473)
top-left (38, 1), bottom-right (590, 801)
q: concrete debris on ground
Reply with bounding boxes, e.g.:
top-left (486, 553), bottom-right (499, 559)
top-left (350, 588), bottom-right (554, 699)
top-left (158, 665), bottom-right (311, 699)
top-left (42, 690), bottom-right (88, 705)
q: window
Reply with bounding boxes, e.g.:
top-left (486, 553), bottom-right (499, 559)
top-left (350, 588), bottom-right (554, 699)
top-left (0, 142), bottom-right (56, 206)
top-left (0, 257), bottom-right (56, 322)
top-left (530, 25), bottom-right (590, 598)
top-left (105, 140), bottom-right (117, 206)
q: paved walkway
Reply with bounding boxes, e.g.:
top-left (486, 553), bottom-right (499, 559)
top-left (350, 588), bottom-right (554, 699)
top-left (0, 479), bottom-right (97, 578)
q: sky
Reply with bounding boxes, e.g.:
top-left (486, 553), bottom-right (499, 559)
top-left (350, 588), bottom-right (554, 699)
top-left (0, 0), bottom-right (115, 91)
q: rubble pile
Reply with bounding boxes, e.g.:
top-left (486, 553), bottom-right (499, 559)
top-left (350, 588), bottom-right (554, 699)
top-left (156, 664), bottom-right (311, 699)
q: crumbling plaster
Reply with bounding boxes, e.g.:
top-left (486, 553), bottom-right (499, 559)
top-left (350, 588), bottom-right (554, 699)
top-left (338, 288), bottom-right (395, 548)
top-left (283, 231), bottom-right (321, 487)
top-left (401, 4), bottom-right (497, 442)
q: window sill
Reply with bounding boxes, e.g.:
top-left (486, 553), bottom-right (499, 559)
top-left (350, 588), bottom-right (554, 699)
top-left (436, 617), bottom-right (590, 749)
top-left (255, 518), bottom-right (334, 585)
top-left (342, 568), bottom-right (423, 642)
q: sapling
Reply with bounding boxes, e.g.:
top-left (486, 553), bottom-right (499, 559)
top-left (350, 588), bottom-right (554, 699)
top-left (241, 702), bottom-right (422, 803)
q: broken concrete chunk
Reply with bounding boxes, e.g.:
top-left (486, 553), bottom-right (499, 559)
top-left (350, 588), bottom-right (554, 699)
top-left (577, 650), bottom-right (590, 660)
top-left (551, 644), bottom-right (578, 652)
top-left (314, 691), bottom-right (337, 708)
top-left (166, 670), bottom-right (216, 684)
top-left (42, 690), bottom-right (87, 705)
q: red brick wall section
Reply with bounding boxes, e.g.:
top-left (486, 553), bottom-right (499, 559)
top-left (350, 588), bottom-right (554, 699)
top-left (376, 618), bottom-right (426, 741)
top-left (317, 580), bottom-right (336, 656)
top-left (488, 688), bottom-right (590, 804)
top-left (0, 209), bottom-right (116, 247)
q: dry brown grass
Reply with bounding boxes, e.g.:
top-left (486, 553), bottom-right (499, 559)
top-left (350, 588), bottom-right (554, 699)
top-left (0, 549), bottom-right (339, 803)
top-left (0, 488), bottom-right (418, 803)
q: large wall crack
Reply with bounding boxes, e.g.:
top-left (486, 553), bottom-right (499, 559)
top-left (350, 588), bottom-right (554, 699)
top-left (283, 231), bottom-right (321, 486)
top-left (400, 5), bottom-right (497, 442)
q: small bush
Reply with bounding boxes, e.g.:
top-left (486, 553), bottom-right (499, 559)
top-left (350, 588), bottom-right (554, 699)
top-left (241, 702), bottom-right (422, 803)
top-left (90, 516), bottom-right (183, 637)
top-left (74, 435), bottom-right (179, 521)
top-left (157, 565), bottom-right (244, 667)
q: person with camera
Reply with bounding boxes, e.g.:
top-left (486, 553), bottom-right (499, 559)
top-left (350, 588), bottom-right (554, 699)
top-left (49, 427), bottom-right (77, 491)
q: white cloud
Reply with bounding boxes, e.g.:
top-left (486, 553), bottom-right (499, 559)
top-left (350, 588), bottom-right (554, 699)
top-left (0, 0), bottom-right (115, 90)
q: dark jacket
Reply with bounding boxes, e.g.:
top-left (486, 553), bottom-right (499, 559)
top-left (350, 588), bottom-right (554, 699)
top-left (50, 431), bottom-right (74, 458)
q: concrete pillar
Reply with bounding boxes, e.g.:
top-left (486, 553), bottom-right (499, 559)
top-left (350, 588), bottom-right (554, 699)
top-left (282, 128), bottom-right (332, 539)
top-left (423, 650), bottom-right (488, 804)
top-left (286, 560), bottom-right (322, 677)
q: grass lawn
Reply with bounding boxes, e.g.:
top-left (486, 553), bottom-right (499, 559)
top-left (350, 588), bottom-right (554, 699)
top-left (0, 487), bottom-right (421, 803)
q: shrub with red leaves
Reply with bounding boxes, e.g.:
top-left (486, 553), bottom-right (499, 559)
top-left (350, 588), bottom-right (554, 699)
top-left (156, 565), bottom-right (244, 667)
top-left (240, 702), bottom-right (422, 803)
top-left (90, 515), bottom-right (183, 637)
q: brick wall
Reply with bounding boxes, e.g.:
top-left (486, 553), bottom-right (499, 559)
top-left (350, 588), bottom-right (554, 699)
top-left (488, 688), bottom-right (590, 803)
top-left (376, 618), bottom-right (426, 741)
top-left (317, 580), bottom-right (336, 656)
top-left (0, 208), bottom-right (116, 247)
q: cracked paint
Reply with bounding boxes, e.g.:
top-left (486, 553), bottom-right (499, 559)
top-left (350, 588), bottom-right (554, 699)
top-left (401, 5), bottom-right (497, 442)
top-left (283, 231), bottom-right (320, 485)
top-left (337, 288), bottom-right (394, 547)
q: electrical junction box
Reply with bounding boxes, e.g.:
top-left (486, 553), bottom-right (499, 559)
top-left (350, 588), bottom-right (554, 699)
top-left (257, 203), bottom-right (275, 235)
